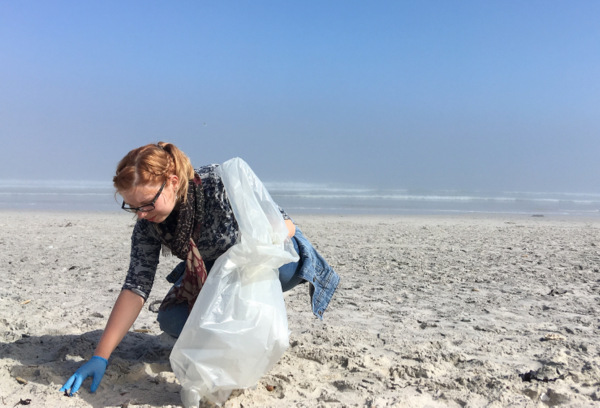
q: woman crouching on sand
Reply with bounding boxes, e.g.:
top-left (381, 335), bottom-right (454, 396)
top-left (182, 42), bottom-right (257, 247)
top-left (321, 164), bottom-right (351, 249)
top-left (60, 142), bottom-right (339, 396)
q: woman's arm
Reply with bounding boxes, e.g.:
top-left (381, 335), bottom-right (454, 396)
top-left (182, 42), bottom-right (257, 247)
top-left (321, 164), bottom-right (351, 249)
top-left (93, 289), bottom-right (145, 359)
top-left (285, 219), bottom-right (296, 238)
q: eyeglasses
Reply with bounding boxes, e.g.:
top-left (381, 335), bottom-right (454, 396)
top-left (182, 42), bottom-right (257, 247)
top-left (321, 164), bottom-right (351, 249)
top-left (121, 181), bottom-right (167, 213)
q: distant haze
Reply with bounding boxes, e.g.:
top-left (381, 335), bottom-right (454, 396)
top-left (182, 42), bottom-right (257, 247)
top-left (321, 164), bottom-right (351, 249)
top-left (1, 1), bottom-right (599, 193)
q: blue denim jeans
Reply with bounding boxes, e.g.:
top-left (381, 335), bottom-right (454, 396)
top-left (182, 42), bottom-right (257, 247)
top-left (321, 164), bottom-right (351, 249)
top-left (157, 236), bottom-right (304, 338)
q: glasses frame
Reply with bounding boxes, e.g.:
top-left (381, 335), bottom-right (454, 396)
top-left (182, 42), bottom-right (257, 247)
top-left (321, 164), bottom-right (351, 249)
top-left (121, 180), bottom-right (167, 213)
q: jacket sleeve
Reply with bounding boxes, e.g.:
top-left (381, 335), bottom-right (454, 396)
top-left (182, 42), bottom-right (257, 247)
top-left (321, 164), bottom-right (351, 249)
top-left (121, 220), bottom-right (161, 300)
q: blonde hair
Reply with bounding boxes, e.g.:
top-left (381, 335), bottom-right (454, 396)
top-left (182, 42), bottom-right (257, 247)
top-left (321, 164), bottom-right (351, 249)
top-left (113, 142), bottom-right (195, 203)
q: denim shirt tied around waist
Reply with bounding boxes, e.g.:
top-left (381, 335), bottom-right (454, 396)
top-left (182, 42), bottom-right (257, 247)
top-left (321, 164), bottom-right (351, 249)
top-left (293, 227), bottom-right (339, 319)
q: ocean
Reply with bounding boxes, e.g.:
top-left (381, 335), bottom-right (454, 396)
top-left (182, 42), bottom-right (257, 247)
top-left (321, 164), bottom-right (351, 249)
top-left (1, 179), bottom-right (599, 217)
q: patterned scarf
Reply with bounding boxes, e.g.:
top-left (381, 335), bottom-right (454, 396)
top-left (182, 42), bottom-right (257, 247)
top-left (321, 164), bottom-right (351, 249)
top-left (154, 174), bottom-right (208, 312)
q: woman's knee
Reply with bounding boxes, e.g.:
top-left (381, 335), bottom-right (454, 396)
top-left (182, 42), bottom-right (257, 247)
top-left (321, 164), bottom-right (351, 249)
top-left (157, 303), bottom-right (189, 338)
top-left (278, 236), bottom-right (304, 292)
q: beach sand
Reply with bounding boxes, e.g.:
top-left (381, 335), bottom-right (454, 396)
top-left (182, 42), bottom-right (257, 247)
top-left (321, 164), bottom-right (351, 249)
top-left (1, 211), bottom-right (599, 407)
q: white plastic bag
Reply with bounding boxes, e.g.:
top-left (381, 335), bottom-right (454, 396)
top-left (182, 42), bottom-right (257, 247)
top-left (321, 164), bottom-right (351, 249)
top-left (169, 158), bottom-right (298, 407)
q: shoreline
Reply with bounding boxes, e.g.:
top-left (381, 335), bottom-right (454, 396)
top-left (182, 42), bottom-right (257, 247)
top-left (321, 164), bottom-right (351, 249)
top-left (1, 212), bottom-right (599, 407)
top-left (2, 207), bottom-right (600, 220)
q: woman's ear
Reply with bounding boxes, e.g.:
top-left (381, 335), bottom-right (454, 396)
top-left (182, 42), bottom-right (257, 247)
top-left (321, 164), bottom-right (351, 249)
top-left (170, 175), bottom-right (179, 191)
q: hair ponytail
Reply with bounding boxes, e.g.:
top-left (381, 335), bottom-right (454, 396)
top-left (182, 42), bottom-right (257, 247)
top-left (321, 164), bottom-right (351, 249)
top-left (157, 142), bottom-right (195, 202)
top-left (113, 142), bottom-right (195, 204)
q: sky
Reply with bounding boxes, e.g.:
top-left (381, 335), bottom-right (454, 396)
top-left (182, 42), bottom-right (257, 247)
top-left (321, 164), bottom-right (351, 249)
top-left (1, 1), bottom-right (599, 193)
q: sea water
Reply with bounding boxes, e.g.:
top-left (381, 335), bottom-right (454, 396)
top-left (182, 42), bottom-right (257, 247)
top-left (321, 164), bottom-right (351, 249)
top-left (0, 180), bottom-right (118, 212)
top-left (1, 179), bottom-right (599, 217)
top-left (267, 183), bottom-right (600, 217)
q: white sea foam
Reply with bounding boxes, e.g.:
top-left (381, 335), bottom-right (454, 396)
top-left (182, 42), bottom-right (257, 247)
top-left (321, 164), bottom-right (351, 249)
top-left (267, 185), bottom-right (600, 216)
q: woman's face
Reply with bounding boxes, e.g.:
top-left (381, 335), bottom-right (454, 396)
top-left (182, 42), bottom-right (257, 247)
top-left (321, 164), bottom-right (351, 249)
top-left (120, 176), bottom-right (179, 223)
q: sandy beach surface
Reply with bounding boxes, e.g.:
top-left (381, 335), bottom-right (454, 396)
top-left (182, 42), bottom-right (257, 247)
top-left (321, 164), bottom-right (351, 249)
top-left (1, 211), bottom-right (599, 407)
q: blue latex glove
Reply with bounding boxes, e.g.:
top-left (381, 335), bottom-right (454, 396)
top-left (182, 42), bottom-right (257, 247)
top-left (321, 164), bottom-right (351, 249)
top-left (60, 356), bottom-right (108, 396)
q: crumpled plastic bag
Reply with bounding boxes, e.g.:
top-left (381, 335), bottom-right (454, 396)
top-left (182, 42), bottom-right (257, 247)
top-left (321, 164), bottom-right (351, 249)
top-left (169, 157), bottom-right (299, 407)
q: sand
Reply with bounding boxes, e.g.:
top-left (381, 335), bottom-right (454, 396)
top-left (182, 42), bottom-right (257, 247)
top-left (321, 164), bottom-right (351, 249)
top-left (1, 211), bottom-right (600, 407)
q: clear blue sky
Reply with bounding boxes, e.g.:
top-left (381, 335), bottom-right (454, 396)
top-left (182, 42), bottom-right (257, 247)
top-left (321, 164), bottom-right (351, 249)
top-left (1, 1), bottom-right (599, 192)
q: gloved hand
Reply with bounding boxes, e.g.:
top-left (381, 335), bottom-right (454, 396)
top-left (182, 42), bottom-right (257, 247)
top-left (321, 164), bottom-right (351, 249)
top-left (60, 355), bottom-right (108, 396)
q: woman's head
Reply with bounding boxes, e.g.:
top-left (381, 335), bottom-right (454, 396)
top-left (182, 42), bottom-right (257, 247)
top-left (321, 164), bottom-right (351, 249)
top-left (113, 142), bottom-right (194, 222)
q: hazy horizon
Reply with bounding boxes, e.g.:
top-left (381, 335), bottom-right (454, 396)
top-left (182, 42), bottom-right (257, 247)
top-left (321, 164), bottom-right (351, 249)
top-left (1, 1), bottom-right (599, 194)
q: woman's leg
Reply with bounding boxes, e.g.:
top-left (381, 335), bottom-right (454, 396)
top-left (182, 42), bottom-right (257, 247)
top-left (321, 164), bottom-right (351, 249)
top-left (278, 236), bottom-right (304, 292)
top-left (157, 263), bottom-right (189, 338)
top-left (157, 302), bottom-right (189, 338)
